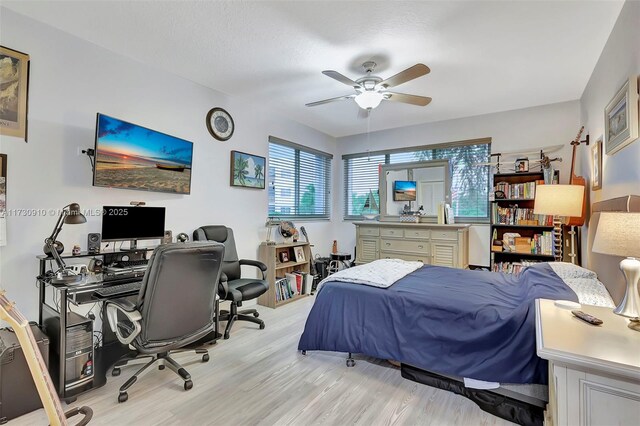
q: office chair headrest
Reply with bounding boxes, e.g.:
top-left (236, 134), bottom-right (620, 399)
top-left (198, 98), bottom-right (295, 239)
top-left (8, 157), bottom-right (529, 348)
top-left (195, 225), bottom-right (229, 243)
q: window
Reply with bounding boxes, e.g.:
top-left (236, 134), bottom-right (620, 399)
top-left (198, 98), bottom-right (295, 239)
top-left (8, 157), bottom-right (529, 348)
top-left (343, 139), bottom-right (491, 221)
top-left (268, 136), bottom-right (332, 220)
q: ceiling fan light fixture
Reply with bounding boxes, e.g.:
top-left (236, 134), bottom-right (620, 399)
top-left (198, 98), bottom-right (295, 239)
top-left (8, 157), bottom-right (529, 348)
top-left (355, 91), bottom-right (384, 110)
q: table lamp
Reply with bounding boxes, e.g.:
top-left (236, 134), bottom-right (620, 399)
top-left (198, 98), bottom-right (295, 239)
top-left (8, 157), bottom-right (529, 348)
top-left (592, 212), bottom-right (640, 331)
top-left (533, 185), bottom-right (585, 264)
top-left (43, 203), bottom-right (87, 284)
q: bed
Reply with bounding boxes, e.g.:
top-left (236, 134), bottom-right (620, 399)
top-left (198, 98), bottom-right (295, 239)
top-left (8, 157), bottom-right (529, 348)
top-left (298, 195), bottom-right (638, 425)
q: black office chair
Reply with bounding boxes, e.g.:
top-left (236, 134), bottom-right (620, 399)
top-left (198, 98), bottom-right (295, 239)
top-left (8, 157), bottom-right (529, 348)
top-left (193, 226), bottom-right (268, 339)
top-left (105, 242), bottom-right (224, 403)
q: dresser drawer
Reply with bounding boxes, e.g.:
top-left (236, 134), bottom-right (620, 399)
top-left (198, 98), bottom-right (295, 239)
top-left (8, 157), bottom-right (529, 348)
top-left (380, 228), bottom-right (403, 238)
top-left (404, 229), bottom-right (430, 239)
top-left (381, 239), bottom-right (429, 254)
top-left (431, 229), bottom-right (458, 241)
top-left (358, 227), bottom-right (380, 237)
top-left (381, 252), bottom-right (430, 263)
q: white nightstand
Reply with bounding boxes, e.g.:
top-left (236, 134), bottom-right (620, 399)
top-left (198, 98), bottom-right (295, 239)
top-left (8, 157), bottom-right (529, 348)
top-left (535, 299), bottom-right (640, 426)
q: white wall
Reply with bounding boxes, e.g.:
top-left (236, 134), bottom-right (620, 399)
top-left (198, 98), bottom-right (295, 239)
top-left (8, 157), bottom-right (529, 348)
top-left (578, 0), bottom-right (640, 267)
top-left (0, 9), bottom-right (337, 320)
top-left (334, 101), bottom-right (582, 266)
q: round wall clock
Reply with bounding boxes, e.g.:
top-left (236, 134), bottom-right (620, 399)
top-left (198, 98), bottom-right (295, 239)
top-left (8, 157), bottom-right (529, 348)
top-left (206, 107), bottom-right (234, 141)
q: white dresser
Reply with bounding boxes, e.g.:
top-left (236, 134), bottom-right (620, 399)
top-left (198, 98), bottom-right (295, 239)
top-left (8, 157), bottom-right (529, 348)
top-left (535, 299), bottom-right (640, 426)
top-left (353, 221), bottom-right (469, 269)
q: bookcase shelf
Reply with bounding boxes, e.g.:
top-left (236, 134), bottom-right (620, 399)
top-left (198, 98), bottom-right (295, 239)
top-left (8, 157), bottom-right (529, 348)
top-left (258, 242), bottom-right (313, 308)
top-left (491, 170), bottom-right (560, 273)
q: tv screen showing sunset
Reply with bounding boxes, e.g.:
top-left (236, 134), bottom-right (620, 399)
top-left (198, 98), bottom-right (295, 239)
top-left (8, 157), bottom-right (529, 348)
top-left (93, 114), bottom-right (193, 194)
top-left (393, 180), bottom-right (417, 201)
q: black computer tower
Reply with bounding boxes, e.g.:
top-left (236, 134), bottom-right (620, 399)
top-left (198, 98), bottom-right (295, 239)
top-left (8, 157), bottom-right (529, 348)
top-left (43, 309), bottom-right (94, 398)
top-left (0, 325), bottom-right (50, 424)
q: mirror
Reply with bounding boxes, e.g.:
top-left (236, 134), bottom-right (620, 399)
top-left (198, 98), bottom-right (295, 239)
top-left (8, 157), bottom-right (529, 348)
top-left (379, 160), bottom-right (451, 221)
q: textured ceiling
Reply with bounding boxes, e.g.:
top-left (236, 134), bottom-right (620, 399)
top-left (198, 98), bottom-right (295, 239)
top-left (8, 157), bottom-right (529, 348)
top-left (2, 1), bottom-right (624, 137)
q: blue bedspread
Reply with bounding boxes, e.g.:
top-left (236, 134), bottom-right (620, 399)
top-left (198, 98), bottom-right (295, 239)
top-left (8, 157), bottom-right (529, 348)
top-left (298, 263), bottom-right (577, 384)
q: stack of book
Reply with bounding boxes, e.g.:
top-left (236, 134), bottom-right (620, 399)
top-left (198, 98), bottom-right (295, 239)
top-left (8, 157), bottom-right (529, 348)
top-left (494, 181), bottom-right (537, 199)
top-left (492, 204), bottom-right (554, 226)
top-left (275, 271), bottom-right (311, 302)
top-left (492, 260), bottom-right (541, 274)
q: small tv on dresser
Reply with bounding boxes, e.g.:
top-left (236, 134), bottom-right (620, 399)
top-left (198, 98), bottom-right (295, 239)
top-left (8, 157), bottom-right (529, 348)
top-left (93, 113), bottom-right (194, 194)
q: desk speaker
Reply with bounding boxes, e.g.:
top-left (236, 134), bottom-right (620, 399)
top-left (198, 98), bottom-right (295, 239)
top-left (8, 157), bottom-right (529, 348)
top-left (87, 233), bottom-right (101, 254)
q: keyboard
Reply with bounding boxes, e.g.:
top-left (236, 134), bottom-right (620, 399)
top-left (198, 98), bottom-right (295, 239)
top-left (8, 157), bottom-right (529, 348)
top-left (113, 259), bottom-right (149, 268)
top-left (94, 281), bottom-right (142, 298)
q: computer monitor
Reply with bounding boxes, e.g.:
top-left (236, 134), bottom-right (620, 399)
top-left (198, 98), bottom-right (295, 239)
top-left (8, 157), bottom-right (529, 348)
top-left (101, 206), bottom-right (165, 245)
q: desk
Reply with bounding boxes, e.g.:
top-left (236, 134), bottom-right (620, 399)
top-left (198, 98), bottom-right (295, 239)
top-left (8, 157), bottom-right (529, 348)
top-left (36, 249), bottom-right (221, 401)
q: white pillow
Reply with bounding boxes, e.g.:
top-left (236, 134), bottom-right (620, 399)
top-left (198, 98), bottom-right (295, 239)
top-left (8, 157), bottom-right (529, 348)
top-left (562, 277), bottom-right (615, 308)
top-left (548, 262), bottom-right (597, 280)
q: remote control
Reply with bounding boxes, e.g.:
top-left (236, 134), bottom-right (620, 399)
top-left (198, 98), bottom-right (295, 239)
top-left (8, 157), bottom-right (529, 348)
top-left (571, 310), bottom-right (603, 325)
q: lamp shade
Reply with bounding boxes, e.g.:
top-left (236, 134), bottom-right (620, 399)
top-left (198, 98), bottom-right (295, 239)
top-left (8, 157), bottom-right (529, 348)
top-left (533, 184), bottom-right (584, 217)
top-left (592, 212), bottom-right (640, 258)
top-left (64, 203), bottom-right (87, 224)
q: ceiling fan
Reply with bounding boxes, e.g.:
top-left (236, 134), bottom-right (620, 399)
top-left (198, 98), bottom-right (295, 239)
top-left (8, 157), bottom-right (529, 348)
top-left (306, 61), bottom-right (432, 112)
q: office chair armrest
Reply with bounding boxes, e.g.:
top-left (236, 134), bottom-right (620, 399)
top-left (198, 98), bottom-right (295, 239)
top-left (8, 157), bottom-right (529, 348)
top-left (239, 259), bottom-right (268, 279)
top-left (218, 272), bottom-right (229, 298)
top-left (105, 300), bottom-right (142, 346)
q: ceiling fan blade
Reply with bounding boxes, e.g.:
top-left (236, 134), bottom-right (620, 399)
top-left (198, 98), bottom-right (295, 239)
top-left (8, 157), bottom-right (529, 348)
top-left (380, 64), bottom-right (430, 88)
top-left (322, 70), bottom-right (360, 88)
top-left (385, 92), bottom-right (432, 106)
top-left (305, 94), bottom-right (355, 107)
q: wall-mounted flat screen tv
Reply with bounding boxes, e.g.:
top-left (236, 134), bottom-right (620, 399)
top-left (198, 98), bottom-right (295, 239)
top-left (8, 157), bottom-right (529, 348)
top-left (393, 180), bottom-right (417, 201)
top-left (93, 113), bottom-right (193, 194)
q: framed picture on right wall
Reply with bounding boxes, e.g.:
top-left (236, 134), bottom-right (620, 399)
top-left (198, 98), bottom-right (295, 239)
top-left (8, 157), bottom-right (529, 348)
top-left (604, 75), bottom-right (639, 155)
top-left (591, 137), bottom-right (602, 191)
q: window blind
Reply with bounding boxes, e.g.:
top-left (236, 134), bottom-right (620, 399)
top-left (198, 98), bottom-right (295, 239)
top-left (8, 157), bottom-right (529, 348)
top-left (343, 140), bottom-right (490, 221)
top-left (268, 137), bottom-right (332, 220)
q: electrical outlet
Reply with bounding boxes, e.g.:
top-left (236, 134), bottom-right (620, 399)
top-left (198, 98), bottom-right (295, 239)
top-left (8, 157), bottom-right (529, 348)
top-left (77, 146), bottom-right (84, 156)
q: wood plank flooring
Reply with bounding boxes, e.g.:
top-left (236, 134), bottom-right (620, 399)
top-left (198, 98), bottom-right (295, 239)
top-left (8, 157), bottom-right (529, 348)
top-left (15, 297), bottom-right (514, 425)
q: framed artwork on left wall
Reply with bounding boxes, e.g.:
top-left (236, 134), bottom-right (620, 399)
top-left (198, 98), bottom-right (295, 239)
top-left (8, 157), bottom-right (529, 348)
top-left (0, 46), bottom-right (30, 142)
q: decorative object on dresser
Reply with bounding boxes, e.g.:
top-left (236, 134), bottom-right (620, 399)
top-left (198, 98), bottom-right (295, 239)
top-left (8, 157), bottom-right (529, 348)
top-left (258, 241), bottom-right (312, 308)
top-left (591, 136), bottom-right (603, 190)
top-left (604, 75), bottom-right (639, 155)
top-left (592, 212), bottom-right (640, 331)
top-left (230, 150), bottom-right (265, 189)
top-left (490, 170), bottom-right (560, 273)
top-left (206, 107), bottom-right (234, 141)
top-left (0, 46), bottom-right (30, 142)
top-left (361, 189), bottom-right (379, 220)
top-left (43, 203), bottom-right (88, 284)
top-left (353, 222), bottom-right (469, 268)
top-left (535, 299), bottom-right (640, 426)
top-left (533, 184), bottom-right (584, 265)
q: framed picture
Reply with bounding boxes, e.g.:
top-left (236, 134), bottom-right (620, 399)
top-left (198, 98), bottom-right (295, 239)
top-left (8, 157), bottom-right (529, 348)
top-left (591, 137), bottom-right (603, 191)
top-left (515, 158), bottom-right (529, 173)
top-left (0, 46), bottom-right (30, 142)
top-left (279, 251), bottom-right (289, 263)
top-left (604, 76), bottom-right (639, 155)
top-left (294, 246), bottom-right (306, 262)
top-left (230, 150), bottom-right (266, 189)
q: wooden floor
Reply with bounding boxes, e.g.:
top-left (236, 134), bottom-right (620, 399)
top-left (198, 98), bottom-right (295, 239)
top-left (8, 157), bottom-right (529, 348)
top-left (16, 297), bottom-right (514, 425)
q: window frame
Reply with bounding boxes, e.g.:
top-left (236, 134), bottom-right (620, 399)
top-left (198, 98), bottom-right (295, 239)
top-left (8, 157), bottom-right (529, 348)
top-left (268, 136), bottom-right (333, 221)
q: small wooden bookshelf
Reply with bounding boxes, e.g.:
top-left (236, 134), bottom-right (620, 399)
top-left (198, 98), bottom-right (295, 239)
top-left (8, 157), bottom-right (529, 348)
top-left (257, 241), bottom-right (312, 308)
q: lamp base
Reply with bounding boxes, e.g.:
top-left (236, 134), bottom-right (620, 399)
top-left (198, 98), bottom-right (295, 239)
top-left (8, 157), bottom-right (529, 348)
top-left (613, 257), bottom-right (640, 318)
top-left (628, 318), bottom-right (640, 332)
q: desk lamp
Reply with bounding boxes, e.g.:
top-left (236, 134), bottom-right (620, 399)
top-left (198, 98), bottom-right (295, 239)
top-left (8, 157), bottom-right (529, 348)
top-left (592, 212), bottom-right (640, 331)
top-left (43, 203), bottom-right (87, 284)
top-left (533, 185), bottom-right (584, 264)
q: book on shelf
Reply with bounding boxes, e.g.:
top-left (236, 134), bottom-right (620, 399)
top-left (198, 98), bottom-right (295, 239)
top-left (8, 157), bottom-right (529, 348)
top-left (494, 181), bottom-right (539, 200)
top-left (276, 271), bottom-right (309, 302)
top-left (500, 231), bottom-right (555, 255)
top-left (492, 260), bottom-right (541, 274)
top-left (491, 204), bottom-right (554, 226)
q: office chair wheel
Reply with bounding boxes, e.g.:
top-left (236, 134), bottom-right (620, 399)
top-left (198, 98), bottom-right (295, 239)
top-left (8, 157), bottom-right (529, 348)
top-left (159, 365), bottom-right (165, 370)
top-left (259, 323), bottom-right (265, 330)
top-left (118, 392), bottom-right (128, 403)
top-left (253, 312), bottom-right (260, 318)
top-left (346, 359), bottom-right (356, 367)
top-left (111, 368), bottom-right (121, 377)
top-left (224, 332), bottom-right (230, 340)
top-left (184, 380), bottom-right (193, 391)
top-left (202, 354), bottom-right (210, 362)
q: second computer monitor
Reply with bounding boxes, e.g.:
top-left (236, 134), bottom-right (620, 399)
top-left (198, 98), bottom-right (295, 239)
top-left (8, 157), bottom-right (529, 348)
top-left (101, 206), bottom-right (165, 242)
